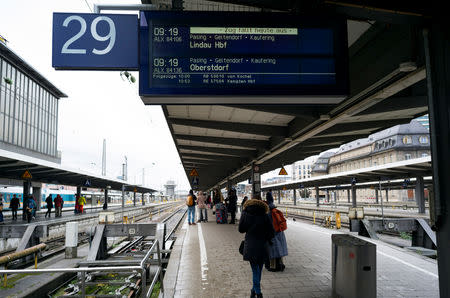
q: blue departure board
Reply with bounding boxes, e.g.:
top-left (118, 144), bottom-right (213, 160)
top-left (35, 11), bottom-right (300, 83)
top-left (139, 11), bottom-right (349, 103)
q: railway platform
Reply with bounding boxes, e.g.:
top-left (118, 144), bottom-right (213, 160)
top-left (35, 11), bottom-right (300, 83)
top-left (163, 208), bottom-right (439, 298)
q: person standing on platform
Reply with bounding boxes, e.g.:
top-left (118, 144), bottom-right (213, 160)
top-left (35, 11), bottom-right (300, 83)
top-left (239, 194), bottom-right (275, 298)
top-left (26, 195), bottom-right (37, 223)
top-left (266, 189), bottom-right (274, 205)
top-left (228, 188), bottom-right (238, 224)
top-left (266, 202), bottom-right (288, 272)
top-left (241, 195), bottom-right (248, 213)
top-left (186, 189), bottom-right (197, 225)
top-left (78, 195), bottom-right (86, 214)
top-left (10, 194), bottom-right (20, 220)
top-left (197, 191), bottom-right (208, 222)
top-left (0, 194), bottom-right (4, 223)
top-left (75, 194), bottom-right (80, 214)
top-left (45, 194), bottom-right (53, 218)
top-left (54, 194), bottom-right (63, 218)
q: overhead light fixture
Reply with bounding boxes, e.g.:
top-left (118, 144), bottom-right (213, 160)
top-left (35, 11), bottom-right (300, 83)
top-left (399, 62), bottom-right (417, 72)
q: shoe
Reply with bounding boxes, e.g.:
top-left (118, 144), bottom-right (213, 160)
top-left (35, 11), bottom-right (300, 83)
top-left (256, 293), bottom-right (263, 298)
top-left (250, 290), bottom-right (256, 298)
top-left (192, 222), bottom-right (196, 225)
top-left (188, 223), bottom-right (192, 225)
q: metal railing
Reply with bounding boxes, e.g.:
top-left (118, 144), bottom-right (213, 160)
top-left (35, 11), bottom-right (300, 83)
top-left (0, 240), bottom-right (164, 298)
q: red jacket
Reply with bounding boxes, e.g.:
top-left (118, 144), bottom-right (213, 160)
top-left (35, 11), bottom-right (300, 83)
top-left (54, 195), bottom-right (63, 207)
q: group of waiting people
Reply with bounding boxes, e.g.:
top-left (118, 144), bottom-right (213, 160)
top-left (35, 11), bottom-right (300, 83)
top-left (0, 194), bottom-right (39, 223)
top-left (239, 190), bottom-right (288, 298)
top-left (44, 194), bottom-right (64, 218)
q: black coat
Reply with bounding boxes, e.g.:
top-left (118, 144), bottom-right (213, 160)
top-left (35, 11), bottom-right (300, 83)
top-left (239, 199), bottom-right (275, 264)
top-left (228, 194), bottom-right (237, 212)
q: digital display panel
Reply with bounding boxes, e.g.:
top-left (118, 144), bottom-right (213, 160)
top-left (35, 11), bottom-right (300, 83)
top-left (139, 11), bottom-right (348, 104)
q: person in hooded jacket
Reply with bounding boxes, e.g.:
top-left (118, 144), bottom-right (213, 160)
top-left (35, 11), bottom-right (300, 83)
top-left (227, 188), bottom-right (238, 224)
top-left (239, 195), bottom-right (275, 298)
top-left (266, 202), bottom-right (288, 272)
top-left (265, 189), bottom-right (274, 205)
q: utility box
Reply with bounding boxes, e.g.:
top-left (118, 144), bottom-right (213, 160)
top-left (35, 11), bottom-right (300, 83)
top-left (98, 212), bottom-right (115, 224)
top-left (332, 234), bottom-right (376, 298)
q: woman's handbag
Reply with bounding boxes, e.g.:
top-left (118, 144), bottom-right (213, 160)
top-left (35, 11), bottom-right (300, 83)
top-left (239, 240), bottom-right (245, 255)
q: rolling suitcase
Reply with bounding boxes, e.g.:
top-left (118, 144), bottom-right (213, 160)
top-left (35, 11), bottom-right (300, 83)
top-left (215, 203), bottom-right (228, 224)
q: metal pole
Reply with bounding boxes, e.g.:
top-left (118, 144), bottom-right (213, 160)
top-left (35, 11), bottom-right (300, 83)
top-left (94, 3), bottom-right (157, 13)
top-left (81, 271), bottom-right (86, 297)
top-left (379, 180), bottom-right (384, 223)
top-left (315, 186), bottom-right (320, 207)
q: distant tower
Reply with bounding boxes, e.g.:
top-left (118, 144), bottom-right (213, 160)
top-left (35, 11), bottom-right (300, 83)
top-left (164, 180), bottom-right (176, 197)
top-left (102, 139), bottom-right (106, 176)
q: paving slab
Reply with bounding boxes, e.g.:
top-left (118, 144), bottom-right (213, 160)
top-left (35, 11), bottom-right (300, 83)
top-left (163, 209), bottom-right (439, 298)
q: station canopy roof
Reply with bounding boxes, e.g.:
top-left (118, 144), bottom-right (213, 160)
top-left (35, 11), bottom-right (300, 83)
top-left (0, 149), bottom-right (157, 193)
top-left (144, 1), bottom-right (431, 190)
top-left (261, 156), bottom-right (432, 191)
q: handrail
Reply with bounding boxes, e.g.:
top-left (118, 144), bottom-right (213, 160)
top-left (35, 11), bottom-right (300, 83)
top-left (0, 239), bottom-right (164, 297)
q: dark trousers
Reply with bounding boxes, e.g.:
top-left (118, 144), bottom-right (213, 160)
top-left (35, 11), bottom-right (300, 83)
top-left (26, 210), bottom-right (32, 223)
top-left (229, 210), bottom-right (236, 223)
top-left (45, 207), bottom-right (52, 218)
top-left (12, 208), bottom-right (18, 220)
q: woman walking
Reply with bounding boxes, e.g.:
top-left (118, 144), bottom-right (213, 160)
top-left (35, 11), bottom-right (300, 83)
top-left (239, 195), bottom-right (275, 298)
top-left (197, 191), bottom-right (208, 222)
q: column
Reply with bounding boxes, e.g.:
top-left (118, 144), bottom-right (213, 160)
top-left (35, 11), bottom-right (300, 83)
top-left (122, 185), bottom-right (125, 208)
top-left (142, 192), bottom-right (145, 206)
top-left (424, 23), bottom-right (450, 296)
top-left (32, 185), bottom-right (42, 211)
top-left (415, 176), bottom-right (425, 214)
top-left (351, 185), bottom-right (357, 208)
top-left (293, 189), bottom-right (297, 206)
top-left (76, 186), bottom-right (81, 198)
top-left (385, 189), bottom-right (389, 202)
top-left (347, 189), bottom-right (350, 203)
top-left (251, 163), bottom-right (261, 198)
top-left (104, 188), bottom-right (108, 209)
top-left (315, 186), bottom-right (320, 207)
top-left (133, 191), bottom-right (136, 206)
top-left (278, 190), bottom-right (281, 204)
top-left (326, 189), bottom-right (329, 203)
top-left (375, 189), bottom-right (379, 204)
top-left (22, 180), bottom-right (31, 220)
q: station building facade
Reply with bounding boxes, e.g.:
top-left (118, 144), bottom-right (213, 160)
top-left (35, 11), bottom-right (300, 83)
top-left (0, 42), bottom-right (66, 162)
top-left (311, 120), bottom-right (430, 202)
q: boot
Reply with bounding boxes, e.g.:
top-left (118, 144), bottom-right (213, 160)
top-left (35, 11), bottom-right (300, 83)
top-left (250, 289), bottom-right (256, 298)
top-left (256, 293), bottom-right (263, 298)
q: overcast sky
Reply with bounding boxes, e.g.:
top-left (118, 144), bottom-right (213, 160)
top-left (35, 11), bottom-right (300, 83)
top-left (0, 0), bottom-right (193, 191)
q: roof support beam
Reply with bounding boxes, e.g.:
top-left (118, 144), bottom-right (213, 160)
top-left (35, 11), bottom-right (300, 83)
top-left (169, 118), bottom-right (287, 136)
top-left (179, 145), bottom-right (256, 157)
top-left (224, 105), bottom-right (332, 119)
top-left (175, 134), bottom-right (269, 149)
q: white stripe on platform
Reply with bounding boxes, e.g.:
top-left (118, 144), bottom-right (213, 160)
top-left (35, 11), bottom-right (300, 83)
top-left (198, 223), bottom-right (209, 288)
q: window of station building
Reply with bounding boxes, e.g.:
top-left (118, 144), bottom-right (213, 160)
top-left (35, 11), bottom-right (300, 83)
top-left (405, 153), bottom-right (412, 160)
top-left (419, 136), bottom-right (429, 144)
top-left (389, 138), bottom-right (396, 146)
top-left (421, 153), bottom-right (429, 158)
top-left (402, 135), bottom-right (412, 144)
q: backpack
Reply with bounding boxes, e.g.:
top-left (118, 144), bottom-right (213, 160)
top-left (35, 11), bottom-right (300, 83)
top-left (272, 208), bottom-right (287, 232)
top-left (186, 195), bottom-right (194, 207)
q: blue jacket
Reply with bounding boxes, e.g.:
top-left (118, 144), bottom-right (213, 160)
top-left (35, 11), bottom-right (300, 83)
top-left (27, 199), bottom-right (36, 209)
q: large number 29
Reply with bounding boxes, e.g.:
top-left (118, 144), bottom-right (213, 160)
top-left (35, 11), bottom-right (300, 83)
top-left (61, 15), bottom-right (116, 55)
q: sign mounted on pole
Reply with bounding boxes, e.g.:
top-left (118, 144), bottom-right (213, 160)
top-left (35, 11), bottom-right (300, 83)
top-left (84, 179), bottom-right (91, 187)
top-left (21, 170), bottom-right (32, 180)
top-left (279, 166), bottom-right (288, 176)
top-left (189, 168), bottom-right (199, 177)
top-left (52, 13), bottom-right (138, 70)
top-left (139, 11), bottom-right (348, 104)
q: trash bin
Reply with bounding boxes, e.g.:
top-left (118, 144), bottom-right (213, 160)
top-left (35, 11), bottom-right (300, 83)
top-left (332, 234), bottom-right (376, 298)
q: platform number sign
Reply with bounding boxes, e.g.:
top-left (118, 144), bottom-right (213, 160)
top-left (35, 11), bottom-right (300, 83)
top-left (52, 13), bottom-right (138, 70)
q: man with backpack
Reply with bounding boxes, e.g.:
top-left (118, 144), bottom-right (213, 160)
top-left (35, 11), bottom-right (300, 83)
top-left (266, 202), bottom-right (288, 272)
top-left (186, 189), bottom-right (197, 225)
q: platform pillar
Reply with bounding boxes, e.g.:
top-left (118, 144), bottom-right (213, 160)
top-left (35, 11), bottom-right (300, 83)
top-left (22, 180), bottom-right (31, 220)
top-left (415, 176), bottom-right (425, 214)
top-left (385, 189), bottom-right (389, 202)
top-left (32, 185), bottom-right (42, 211)
top-left (326, 189), bottom-right (329, 203)
top-left (278, 190), bottom-right (281, 204)
top-left (104, 188), bottom-right (108, 209)
top-left (133, 191), bottom-right (136, 206)
top-left (424, 23), bottom-right (450, 297)
top-left (142, 192), bottom-right (145, 206)
top-left (76, 186), bottom-right (81, 198)
top-left (347, 189), bottom-right (350, 203)
top-left (375, 189), bottom-right (379, 204)
top-left (315, 186), bottom-right (319, 207)
top-left (121, 185), bottom-right (125, 208)
top-left (351, 185), bottom-right (357, 208)
top-left (251, 163), bottom-right (261, 198)
top-left (293, 188), bottom-right (296, 206)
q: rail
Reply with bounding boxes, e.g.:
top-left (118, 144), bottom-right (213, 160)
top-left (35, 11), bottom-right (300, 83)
top-left (0, 240), bottom-right (164, 298)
